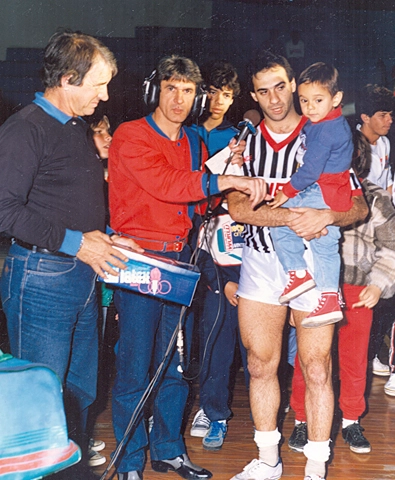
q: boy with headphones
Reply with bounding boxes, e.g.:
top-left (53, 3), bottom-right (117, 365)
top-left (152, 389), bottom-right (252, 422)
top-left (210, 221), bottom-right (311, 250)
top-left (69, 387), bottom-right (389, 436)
top-left (108, 55), bottom-right (267, 480)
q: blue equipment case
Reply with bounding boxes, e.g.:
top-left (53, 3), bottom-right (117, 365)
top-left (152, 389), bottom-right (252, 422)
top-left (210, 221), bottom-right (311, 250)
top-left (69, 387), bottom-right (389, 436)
top-left (100, 245), bottom-right (200, 307)
top-left (0, 350), bottom-right (81, 479)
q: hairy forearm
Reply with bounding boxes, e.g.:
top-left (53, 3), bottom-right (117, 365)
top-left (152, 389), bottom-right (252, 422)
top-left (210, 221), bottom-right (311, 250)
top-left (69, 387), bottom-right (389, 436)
top-left (227, 191), bottom-right (292, 227)
top-left (228, 191), bottom-right (369, 240)
top-left (326, 195), bottom-right (369, 228)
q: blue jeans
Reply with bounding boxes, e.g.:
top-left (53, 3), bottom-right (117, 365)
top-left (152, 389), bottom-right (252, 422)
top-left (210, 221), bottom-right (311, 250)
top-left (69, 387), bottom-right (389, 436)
top-left (270, 183), bottom-right (341, 292)
top-left (197, 250), bottom-right (248, 422)
top-left (112, 247), bottom-right (193, 473)
top-left (0, 243), bottom-right (98, 447)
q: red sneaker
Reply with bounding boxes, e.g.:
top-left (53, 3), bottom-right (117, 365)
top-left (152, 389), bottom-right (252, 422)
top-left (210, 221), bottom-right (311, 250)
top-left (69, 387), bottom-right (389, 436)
top-left (302, 292), bottom-right (343, 328)
top-left (279, 270), bottom-right (316, 304)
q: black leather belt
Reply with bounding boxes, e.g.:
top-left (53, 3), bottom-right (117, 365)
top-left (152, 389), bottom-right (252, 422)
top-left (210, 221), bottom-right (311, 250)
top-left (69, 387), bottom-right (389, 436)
top-left (14, 240), bottom-right (74, 258)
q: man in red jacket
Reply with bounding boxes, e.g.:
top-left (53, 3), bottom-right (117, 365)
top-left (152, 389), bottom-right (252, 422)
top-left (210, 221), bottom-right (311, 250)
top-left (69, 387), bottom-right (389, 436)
top-left (109, 54), bottom-right (267, 480)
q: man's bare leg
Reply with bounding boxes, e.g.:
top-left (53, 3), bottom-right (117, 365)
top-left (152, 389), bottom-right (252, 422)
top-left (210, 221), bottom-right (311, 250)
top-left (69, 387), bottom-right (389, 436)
top-left (239, 298), bottom-right (288, 430)
top-left (293, 309), bottom-right (335, 479)
top-left (238, 297), bottom-right (287, 472)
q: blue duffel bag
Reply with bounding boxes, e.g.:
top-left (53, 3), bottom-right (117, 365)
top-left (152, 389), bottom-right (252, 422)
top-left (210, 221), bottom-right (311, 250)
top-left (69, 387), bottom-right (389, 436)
top-left (0, 349), bottom-right (81, 479)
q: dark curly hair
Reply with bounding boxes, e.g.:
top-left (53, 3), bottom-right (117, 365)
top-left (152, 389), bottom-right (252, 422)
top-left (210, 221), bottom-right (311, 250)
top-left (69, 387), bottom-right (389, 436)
top-left (355, 84), bottom-right (394, 119)
top-left (204, 61), bottom-right (240, 97)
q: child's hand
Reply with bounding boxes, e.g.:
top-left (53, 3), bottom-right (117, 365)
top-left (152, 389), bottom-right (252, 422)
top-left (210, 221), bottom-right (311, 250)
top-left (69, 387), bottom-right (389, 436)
top-left (269, 190), bottom-right (289, 209)
top-left (352, 285), bottom-right (382, 309)
top-left (224, 281), bottom-right (239, 306)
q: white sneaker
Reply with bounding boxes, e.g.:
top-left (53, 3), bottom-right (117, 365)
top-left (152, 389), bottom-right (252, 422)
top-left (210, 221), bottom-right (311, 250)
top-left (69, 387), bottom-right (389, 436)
top-left (372, 355), bottom-right (390, 376)
top-left (88, 448), bottom-right (106, 467)
top-left (190, 408), bottom-right (211, 437)
top-left (230, 459), bottom-right (282, 480)
top-left (384, 373), bottom-right (395, 396)
top-left (304, 476), bottom-right (325, 480)
top-left (89, 438), bottom-right (105, 452)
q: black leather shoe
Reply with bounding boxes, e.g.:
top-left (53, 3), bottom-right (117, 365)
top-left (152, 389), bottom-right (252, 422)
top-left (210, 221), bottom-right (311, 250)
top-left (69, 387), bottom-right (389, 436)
top-left (151, 454), bottom-right (212, 479)
top-left (118, 471), bottom-right (143, 480)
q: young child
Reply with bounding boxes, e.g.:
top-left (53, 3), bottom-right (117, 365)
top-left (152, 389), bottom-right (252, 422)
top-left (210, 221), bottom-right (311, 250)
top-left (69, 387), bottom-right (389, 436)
top-left (270, 62), bottom-right (354, 328)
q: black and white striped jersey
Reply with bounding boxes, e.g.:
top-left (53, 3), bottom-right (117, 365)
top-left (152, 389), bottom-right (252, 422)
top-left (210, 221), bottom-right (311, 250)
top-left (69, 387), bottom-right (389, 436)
top-left (241, 117), bottom-right (307, 253)
top-left (240, 117), bottom-right (362, 253)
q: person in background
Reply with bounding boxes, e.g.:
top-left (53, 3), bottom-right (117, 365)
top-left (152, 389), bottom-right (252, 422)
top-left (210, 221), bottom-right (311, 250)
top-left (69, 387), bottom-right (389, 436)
top-left (189, 61), bottom-right (249, 451)
top-left (288, 128), bottom-right (395, 456)
top-left (355, 84), bottom-right (394, 377)
top-left (90, 114), bottom-right (112, 223)
top-left (285, 30), bottom-right (305, 78)
top-left (91, 114), bottom-right (112, 166)
top-left (84, 113), bottom-right (114, 468)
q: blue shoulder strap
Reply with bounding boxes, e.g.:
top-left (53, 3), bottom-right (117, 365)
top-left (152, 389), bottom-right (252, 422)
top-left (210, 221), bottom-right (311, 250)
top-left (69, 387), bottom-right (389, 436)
top-left (184, 126), bottom-right (202, 171)
top-left (184, 127), bottom-right (203, 220)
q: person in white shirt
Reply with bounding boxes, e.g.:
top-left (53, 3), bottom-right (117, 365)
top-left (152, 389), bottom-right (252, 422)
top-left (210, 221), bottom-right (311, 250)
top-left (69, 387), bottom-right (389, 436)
top-left (355, 83), bottom-right (395, 380)
top-left (355, 84), bottom-right (393, 193)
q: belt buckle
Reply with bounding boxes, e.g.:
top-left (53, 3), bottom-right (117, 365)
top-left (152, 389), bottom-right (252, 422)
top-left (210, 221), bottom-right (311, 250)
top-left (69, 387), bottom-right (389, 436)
top-left (173, 241), bottom-right (183, 252)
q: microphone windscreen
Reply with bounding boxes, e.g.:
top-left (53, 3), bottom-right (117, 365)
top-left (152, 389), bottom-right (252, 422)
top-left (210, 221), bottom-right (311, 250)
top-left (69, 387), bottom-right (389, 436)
top-left (243, 109), bottom-right (261, 127)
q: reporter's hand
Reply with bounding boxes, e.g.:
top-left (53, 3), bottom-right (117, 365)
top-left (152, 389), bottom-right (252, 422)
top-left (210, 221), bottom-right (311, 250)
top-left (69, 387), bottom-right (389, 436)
top-left (352, 285), bottom-right (382, 309)
top-left (220, 175), bottom-right (271, 209)
top-left (76, 230), bottom-right (129, 278)
top-left (228, 138), bottom-right (246, 167)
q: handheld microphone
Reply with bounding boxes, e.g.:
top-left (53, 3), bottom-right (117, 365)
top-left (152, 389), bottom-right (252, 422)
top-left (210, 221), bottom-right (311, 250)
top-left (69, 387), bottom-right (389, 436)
top-left (223, 109), bottom-right (260, 174)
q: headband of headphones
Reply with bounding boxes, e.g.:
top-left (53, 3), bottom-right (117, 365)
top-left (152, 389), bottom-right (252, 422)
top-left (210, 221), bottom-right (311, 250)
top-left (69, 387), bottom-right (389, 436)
top-left (142, 69), bottom-right (207, 119)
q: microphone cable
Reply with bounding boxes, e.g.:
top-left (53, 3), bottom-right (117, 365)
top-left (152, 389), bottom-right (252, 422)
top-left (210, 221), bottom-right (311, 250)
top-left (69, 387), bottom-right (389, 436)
top-left (99, 305), bottom-right (188, 480)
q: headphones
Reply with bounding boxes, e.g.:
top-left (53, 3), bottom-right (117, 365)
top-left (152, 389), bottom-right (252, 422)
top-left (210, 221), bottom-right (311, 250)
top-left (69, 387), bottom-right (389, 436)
top-left (142, 69), bottom-right (207, 120)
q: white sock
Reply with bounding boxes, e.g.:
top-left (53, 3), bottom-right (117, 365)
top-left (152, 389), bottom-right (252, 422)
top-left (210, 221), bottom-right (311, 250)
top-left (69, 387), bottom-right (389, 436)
top-left (305, 458), bottom-right (326, 478)
top-left (304, 439), bottom-right (330, 478)
top-left (342, 418), bottom-right (357, 429)
top-left (304, 439), bottom-right (331, 462)
top-left (254, 429), bottom-right (281, 467)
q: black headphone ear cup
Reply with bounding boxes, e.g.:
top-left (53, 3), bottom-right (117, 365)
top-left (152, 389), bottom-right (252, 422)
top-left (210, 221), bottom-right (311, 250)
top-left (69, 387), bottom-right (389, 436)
top-left (190, 85), bottom-right (208, 120)
top-left (143, 70), bottom-right (159, 109)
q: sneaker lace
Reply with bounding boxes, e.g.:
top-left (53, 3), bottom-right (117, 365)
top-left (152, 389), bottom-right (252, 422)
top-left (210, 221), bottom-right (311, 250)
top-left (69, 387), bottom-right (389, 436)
top-left (243, 459), bottom-right (260, 473)
top-left (193, 410), bottom-right (210, 428)
top-left (285, 272), bottom-right (296, 288)
top-left (348, 423), bottom-right (365, 441)
top-left (337, 289), bottom-right (345, 308)
top-left (294, 423), bottom-right (307, 442)
top-left (209, 421), bottom-right (226, 436)
top-left (310, 296), bottom-right (327, 314)
top-left (243, 459), bottom-right (270, 473)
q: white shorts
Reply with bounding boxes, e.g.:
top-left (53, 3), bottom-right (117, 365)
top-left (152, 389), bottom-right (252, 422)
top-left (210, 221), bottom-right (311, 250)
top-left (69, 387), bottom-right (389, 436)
top-left (238, 245), bottom-right (320, 311)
